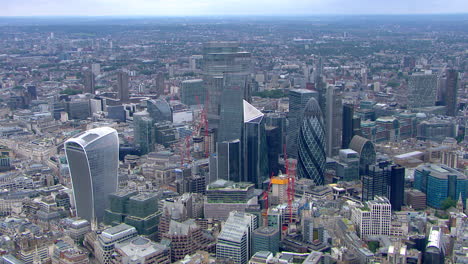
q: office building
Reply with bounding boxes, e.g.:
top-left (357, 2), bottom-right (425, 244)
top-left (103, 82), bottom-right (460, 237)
top-left (133, 111), bottom-right (154, 155)
top-left (117, 71), bottom-right (129, 103)
top-left (203, 41), bottom-right (251, 131)
top-left (66, 100), bottom-right (90, 120)
top-left (352, 196), bottom-right (391, 238)
top-left (243, 100), bottom-right (269, 187)
top-left (95, 224), bottom-right (138, 264)
top-left (91, 63), bottom-right (100, 76)
top-left (325, 86), bottom-right (342, 157)
top-left (152, 72), bottom-right (165, 95)
top-left (181, 79), bottom-right (206, 106)
top-left (407, 74), bottom-right (437, 109)
top-left (287, 89), bottom-right (318, 158)
top-left (212, 139), bottom-right (242, 182)
top-left (349, 135), bottom-right (376, 175)
top-left (342, 104), bottom-right (355, 149)
top-left (147, 99), bottom-right (172, 123)
top-left (417, 118), bottom-right (457, 142)
top-left (389, 165), bottom-right (405, 211)
top-left (252, 226), bottom-right (280, 255)
top-left (112, 237), bottom-right (170, 264)
top-left (218, 74), bottom-right (247, 143)
top-left (154, 121), bottom-right (177, 148)
top-left (424, 227), bottom-right (445, 264)
top-left (204, 180), bottom-right (256, 220)
top-left (335, 149), bottom-right (360, 182)
top-left (297, 98), bottom-right (326, 186)
top-left (83, 70), bottom-right (95, 94)
top-left (413, 164), bottom-right (467, 209)
top-left (405, 189), bottom-right (427, 210)
top-left (362, 164), bottom-right (390, 202)
top-left (65, 127), bottom-right (119, 222)
top-left (444, 69), bottom-right (458, 116)
top-left (216, 211), bottom-right (257, 264)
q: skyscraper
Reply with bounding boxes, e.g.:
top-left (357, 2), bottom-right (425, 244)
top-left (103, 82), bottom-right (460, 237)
top-left (65, 127), bottom-right (119, 222)
top-left (83, 70), bottom-right (95, 94)
top-left (216, 211), bottom-right (257, 264)
top-left (362, 164), bottom-right (390, 202)
top-left (325, 86), bottom-right (342, 157)
top-left (146, 99), bottom-right (172, 123)
top-left (242, 100), bottom-right (269, 187)
top-left (133, 111), bottom-right (154, 155)
top-left (213, 139), bottom-right (242, 182)
top-left (202, 41), bottom-right (251, 131)
top-left (117, 71), bottom-right (129, 103)
top-left (218, 74), bottom-right (247, 142)
top-left (389, 165), bottom-right (405, 211)
top-left (445, 69), bottom-right (458, 116)
top-left (407, 74), bottom-right (437, 109)
top-left (297, 98), bottom-right (326, 186)
top-left (287, 89), bottom-right (318, 158)
top-left (342, 104), bottom-right (354, 149)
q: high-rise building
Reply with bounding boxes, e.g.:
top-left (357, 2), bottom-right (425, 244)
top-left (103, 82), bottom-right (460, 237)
top-left (95, 224), bottom-right (138, 264)
top-left (252, 226), bottom-right (280, 255)
top-left (65, 127), bottom-right (119, 222)
top-left (133, 111), bottom-right (154, 155)
top-left (335, 149), bottom-right (360, 182)
top-left (407, 74), bottom-right (437, 109)
top-left (444, 69), bottom-right (458, 116)
top-left (203, 41), bottom-right (251, 131)
top-left (351, 196), bottom-right (391, 238)
top-left (362, 164), bottom-right (390, 202)
top-left (152, 72), bottom-right (165, 95)
top-left (242, 100), bottom-right (269, 187)
top-left (342, 104), bottom-right (355, 149)
top-left (83, 70), bottom-right (95, 94)
top-left (349, 135), bottom-right (376, 175)
top-left (287, 89), bottom-right (318, 158)
top-left (181, 79), bottom-right (206, 106)
top-left (325, 86), bottom-right (342, 157)
top-left (413, 164), bottom-right (467, 209)
top-left (117, 71), bottom-right (129, 103)
top-left (216, 211), bottom-right (257, 264)
top-left (218, 74), bottom-right (247, 142)
top-left (212, 139), bottom-right (242, 182)
top-left (424, 227), bottom-right (445, 264)
top-left (389, 165), bottom-right (405, 211)
top-left (297, 98), bottom-right (326, 186)
top-left (146, 99), bottom-right (172, 123)
top-left (91, 63), bottom-right (101, 76)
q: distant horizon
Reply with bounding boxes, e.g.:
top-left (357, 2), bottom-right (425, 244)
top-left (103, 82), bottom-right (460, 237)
top-left (2, 0), bottom-right (467, 17)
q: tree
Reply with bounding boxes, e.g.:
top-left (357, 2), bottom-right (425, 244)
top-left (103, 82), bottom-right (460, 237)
top-left (441, 197), bottom-right (456, 210)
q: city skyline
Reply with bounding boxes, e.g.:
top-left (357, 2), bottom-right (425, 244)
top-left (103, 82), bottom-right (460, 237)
top-left (1, 0), bottom-right (468, 16)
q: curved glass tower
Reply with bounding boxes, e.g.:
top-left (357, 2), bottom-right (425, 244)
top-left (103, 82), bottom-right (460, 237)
top-left (297, 98), bottom-right (326, 186)
top-left (65, 127), bottom-right (119, 222)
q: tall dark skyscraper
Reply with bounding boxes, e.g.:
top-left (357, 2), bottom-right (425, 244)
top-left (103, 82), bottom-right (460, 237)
top-left (342, 104), bottom-right (354, 149)
top-left (326, 86), bottom-right (342, 157)
top-left (83, 70), bottom-right (95, 94)
top-left (362, 163), bottom-right (390, 202)
top-left (297, 98), bottom-right (326, 186)
top-left (213, 139), bottom-right (242, 182)
top-left (242, 100), bottom-right (268, 187)
top-left (287, 89), bottom-right (318, 158)
top-left (202, 41), bottom-right (251, 132)
top-left (218, 74), bottom-right (247, 143)
top-left (117, 71), bottom-right (129, 103)
top-left (445, 69), bottom-right (458, 116)
top-left (65, 127), bottom-right (119, 222)
top-left (389, 165), bottom-right (405, 211)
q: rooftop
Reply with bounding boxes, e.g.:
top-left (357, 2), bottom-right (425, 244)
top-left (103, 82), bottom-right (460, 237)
top-left (65, 127), bottom-right (117, 147)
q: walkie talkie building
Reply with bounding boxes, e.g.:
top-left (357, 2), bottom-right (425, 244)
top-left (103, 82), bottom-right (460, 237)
top-left (65, 127), bottom-right (119, 222)
top-left (297, 98), bottom-right (326, 186)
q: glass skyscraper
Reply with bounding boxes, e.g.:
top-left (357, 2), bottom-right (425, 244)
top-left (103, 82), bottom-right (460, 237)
top-left (297, 98), bottom-right (326, 186)
top-left (65, 127), bottom-right (119, 222)
top-left (242, 100), bottom-right (269, 187)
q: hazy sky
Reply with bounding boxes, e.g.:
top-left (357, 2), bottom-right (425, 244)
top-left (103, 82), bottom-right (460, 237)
top-left (1, 0), bottom-right (467, 16)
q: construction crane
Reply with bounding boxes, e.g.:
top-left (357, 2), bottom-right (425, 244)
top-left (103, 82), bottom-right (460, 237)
top-left (283, 144), bottom-right (296, 225)
top-left (262, 173), bottom-right (274, 227)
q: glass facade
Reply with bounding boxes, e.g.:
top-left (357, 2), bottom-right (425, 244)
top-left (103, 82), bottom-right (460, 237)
top-left (414, 164), bottom-right (467, 209)
top-left (181, 79), bottom-right (205, 106)
top-left (133, 112), bottom-right (154, 155)
top-left (297, 98), bottom-right (326, 186)
top-left (65, 127), bottom-right (119, 222)
top-left (147, 99), bottom-right (172, 123)
top-left (216, 140), bottom-right (242, 182)
top-left (407, 74), bottom-right (437, 109)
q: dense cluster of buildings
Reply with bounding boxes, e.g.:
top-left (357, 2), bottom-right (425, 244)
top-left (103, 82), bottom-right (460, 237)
top-left (0, 16), bottom-right (466, 264)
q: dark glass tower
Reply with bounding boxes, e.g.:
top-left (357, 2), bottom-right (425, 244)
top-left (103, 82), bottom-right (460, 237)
top-left (389, 165), bottom-right (405, 211)
top-left (83, 70), bottom-right (95, 94)
top-left (117, 71), bottom-right (129, 103)
top-left (242, 100), bottom-right (269, 187)
top-left (445, 69), bottom-right (458, 116)
top-left (218, 74), bottom-right (246, 143)
top-left (342, 104), bottom-right (354, 149)
top-left (297, 98), bottom-right (326, 186)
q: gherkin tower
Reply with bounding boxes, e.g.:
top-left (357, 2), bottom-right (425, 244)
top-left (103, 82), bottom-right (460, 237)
top-left (297, 98), bottom-right (326, 185)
